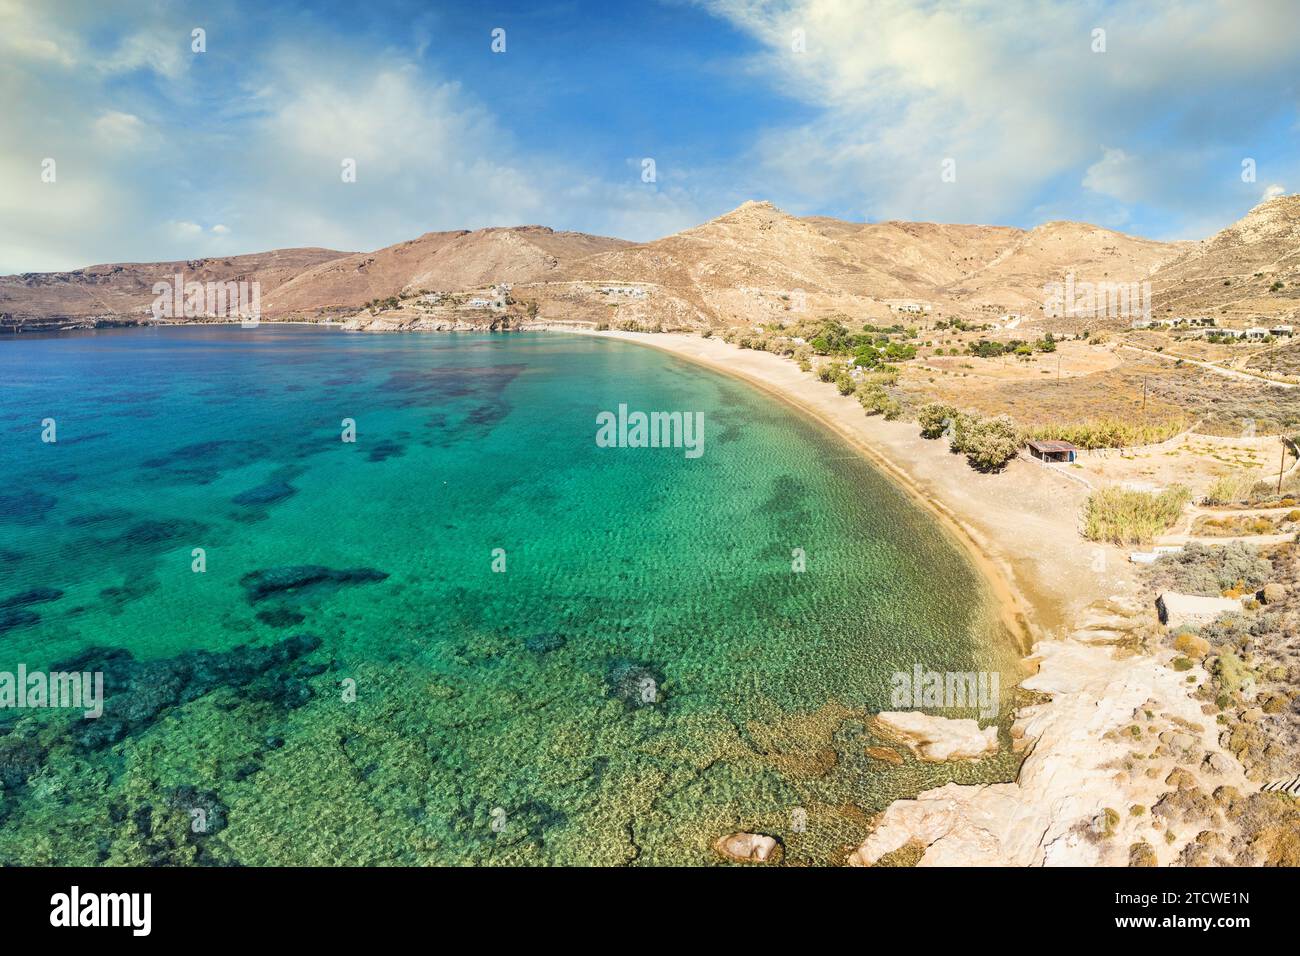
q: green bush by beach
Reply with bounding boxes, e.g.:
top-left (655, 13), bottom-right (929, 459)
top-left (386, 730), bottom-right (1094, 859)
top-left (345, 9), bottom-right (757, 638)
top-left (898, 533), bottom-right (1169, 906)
top-left (917, 402), bottom-right (957, 439)
top-left (949, 414), bottom-right (1020, 472)
top-left (858, 384), bottom-right (902, 419)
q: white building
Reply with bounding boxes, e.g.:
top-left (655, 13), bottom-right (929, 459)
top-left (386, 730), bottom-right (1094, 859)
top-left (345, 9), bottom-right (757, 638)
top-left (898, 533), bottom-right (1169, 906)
top-left (886, 300), bottom-right (932, 314)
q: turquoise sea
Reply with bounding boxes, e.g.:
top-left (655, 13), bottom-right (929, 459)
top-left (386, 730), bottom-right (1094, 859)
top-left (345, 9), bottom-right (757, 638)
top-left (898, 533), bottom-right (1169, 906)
top-left (0, 326), bottom-right (1021, 865)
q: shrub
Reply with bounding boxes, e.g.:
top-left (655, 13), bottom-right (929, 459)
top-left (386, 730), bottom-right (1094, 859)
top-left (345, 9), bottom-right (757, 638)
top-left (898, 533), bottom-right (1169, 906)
top-left (1173, 632), bottom-right (1211, 659)
top-left (1211, 651), bottom-right (1254, 699)
top-left (1206, 474), bottom-right (1249, 506)
top-left (1082, 485), bottom-right (1192, 545)
top-left (918, 402), bottom-right (957, 440)
top-left (951, 415), bottom-right (1020, 472)
top-left (1129, 842), bottom-right (1157, 866)
top-left (1145, 541), bottom-right (1273, 596)
top-left (858, 385), bottom-right (902, 419)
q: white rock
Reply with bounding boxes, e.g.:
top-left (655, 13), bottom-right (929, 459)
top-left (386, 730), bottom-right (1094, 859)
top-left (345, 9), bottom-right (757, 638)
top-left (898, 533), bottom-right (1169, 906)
top-left (849, 636), bottom-right (1250, 867)
top-left (714, 832), bottom-right (779, 863)
top-left (873, 712), bottom-right (999, 762)
top-left (1156, 592), bottom-right (1241, 629)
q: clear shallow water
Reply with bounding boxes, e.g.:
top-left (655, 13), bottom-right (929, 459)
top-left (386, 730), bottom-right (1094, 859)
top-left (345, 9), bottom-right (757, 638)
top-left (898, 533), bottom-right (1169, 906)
top-left (0, 326), bottom-right (1020, 865)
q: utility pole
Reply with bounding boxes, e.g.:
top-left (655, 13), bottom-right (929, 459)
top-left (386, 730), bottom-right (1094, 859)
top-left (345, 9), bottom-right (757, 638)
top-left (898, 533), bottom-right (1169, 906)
top-left (1141, 377), bottom-right (1148, 416)
top-left (1279, 436), bottom-right (1288, 495)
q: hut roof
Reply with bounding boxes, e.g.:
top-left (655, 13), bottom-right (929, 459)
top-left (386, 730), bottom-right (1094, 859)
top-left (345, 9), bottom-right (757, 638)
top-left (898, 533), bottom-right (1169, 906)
top-left (1027, 439), bottom-right (1078, 453)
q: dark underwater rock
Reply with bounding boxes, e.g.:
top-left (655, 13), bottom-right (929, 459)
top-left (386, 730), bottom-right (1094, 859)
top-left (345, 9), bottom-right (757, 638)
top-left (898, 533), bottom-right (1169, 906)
top-left (232, 479), bottom-right (296, 506)
top-left (0, 491), bottom-right (57, 522)
top-left (114, 518), bottom-right (207, 548)
top-left (605, 659), bottom-right (665, 708)
top-left (168, 785), bottom-right (228, 836)
top-left (0, 587), bottom-right (63, 610)
top-left (52, 632), bottom-right (324, 753)
top-left (239, 565), bottom-right (389, 603)
top-left (525, 632), bottom-right (567, 654)
top-left (140, 439), bottom-right (271, 486)
top-left (0, 734), bottom-right (47, 789)
top-left (366, 439), bottom-right (405, 462)
top-left (67, 508), bottom-right (134, 527)
top-left (255, 606), bottom-right (306, 628)
top-left (0, 608), bottom-right (40, 634)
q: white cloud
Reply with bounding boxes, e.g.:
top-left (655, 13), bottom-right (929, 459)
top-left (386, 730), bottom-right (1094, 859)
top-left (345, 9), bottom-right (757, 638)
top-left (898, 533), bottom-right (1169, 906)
top-left (0, 12), bottom-right (707, 273)
top-left (1263, 183), bottom-right (1287, 201)
top-left (704, 0), bottom-right (1300, 229)
top-left (93, 111), bottom-right (148, 148)
top-left (1082, 147), bottom-right (1143, 203)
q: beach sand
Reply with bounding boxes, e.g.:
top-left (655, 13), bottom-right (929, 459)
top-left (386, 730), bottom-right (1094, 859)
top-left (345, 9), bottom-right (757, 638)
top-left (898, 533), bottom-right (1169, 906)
top-left (575, 330), bottom-right (1248, 866)
top-left (574, 330), bottom-right (1138, 646)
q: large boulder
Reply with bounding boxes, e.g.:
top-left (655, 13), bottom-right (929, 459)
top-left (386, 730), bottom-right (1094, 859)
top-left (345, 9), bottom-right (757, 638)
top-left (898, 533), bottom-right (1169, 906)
top-left (714, 832), bottom-right (781, 863)
top-left (1156, 592), bottom-right (1240, 629)
top-left (872, 712), bottom-right (998, 762)
top-left (1261, 582), bottom-right (1287, 605)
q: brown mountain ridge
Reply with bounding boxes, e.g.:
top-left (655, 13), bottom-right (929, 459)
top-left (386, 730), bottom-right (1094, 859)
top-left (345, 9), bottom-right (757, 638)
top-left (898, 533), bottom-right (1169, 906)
top-left (3, 198), bottom-right (1296, 333)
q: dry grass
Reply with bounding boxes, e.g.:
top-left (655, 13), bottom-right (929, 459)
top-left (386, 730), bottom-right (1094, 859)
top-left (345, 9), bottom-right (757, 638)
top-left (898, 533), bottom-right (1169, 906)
top-left (1083, 485), bottom-right (1192, 545)
top-left (1027, 416), bottom-right (1187, 450)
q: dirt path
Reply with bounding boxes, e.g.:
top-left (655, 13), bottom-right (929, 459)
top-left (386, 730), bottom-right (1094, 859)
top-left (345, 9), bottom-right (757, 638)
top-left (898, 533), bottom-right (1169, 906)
top-left (1122, 343), bottom-right (1298, 388)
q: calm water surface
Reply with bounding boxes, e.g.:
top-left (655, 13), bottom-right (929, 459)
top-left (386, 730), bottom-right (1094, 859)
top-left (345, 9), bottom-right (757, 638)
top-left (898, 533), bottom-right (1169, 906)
top-left (0, 326), bottom-right (1020, 864)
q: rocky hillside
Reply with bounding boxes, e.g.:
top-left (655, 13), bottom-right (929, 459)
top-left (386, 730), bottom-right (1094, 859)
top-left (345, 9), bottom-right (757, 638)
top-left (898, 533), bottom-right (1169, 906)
top-left (10, 197), bottom-right (1297, 334)
top-left (0, 248), bottom-right (350, 332)
top-left (942, 220), bottom-right (1181, 312)
top-left (534, 200), bottom-right (1182, 331)
top-left (262, 226), bottom-right (630, 317)
top-left (1150, 195), bottom-right (1300, 322)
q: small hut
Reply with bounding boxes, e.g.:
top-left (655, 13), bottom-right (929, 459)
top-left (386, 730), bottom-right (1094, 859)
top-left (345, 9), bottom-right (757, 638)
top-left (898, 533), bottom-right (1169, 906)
top-left (1026, 439), bottom-right (1078, 463)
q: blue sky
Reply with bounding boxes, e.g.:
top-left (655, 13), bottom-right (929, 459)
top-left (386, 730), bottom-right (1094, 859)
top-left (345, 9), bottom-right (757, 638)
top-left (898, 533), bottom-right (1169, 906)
top-left (2, 0), bottom-right (1298, 272)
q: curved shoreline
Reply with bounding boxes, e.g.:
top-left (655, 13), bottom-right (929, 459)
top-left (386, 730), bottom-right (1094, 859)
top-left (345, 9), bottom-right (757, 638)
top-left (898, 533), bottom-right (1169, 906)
top-left (573, 331), bottom-right (1263, 869)
top-left (569, 329), bottom-right (1089, 655)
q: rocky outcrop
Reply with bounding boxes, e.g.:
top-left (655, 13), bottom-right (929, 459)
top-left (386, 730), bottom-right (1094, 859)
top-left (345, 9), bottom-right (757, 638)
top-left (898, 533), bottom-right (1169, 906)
top-left (849, 622), bottom-right (1251, 867)
top-left (872, 712), bottom-right (998, 762)
top-left (1156, 591), bottom-right (1241, 629)
top-left (714, 832), bottom-right (781, 863)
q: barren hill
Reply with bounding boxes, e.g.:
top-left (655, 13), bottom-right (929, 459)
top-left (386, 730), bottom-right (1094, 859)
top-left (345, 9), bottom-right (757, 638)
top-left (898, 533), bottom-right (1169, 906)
top-left (532, 200), bottom-right (1182, 330)
top-left (9, 198), bottom-right (1288, 335)
top-left (941, 220), bottom-right (1181, 312)
top-left (1150, 195), bottom-right (1300, 322)
top-left (263, 225), bottom-right (630, 316)
top-left (0, 248), bottom-right (349, 331)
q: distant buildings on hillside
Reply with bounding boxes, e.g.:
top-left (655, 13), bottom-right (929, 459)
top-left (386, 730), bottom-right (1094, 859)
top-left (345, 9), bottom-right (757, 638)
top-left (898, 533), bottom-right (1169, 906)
top-left (886, 300), bottom-right (932, 314)
top-left (1131, 316), bottom-right (1294, 339)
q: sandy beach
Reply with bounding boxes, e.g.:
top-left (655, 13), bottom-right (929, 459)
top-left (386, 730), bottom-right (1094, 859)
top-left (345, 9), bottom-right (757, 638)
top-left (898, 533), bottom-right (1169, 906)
top-left (574, 329), bottom-right (1136, 644)
top-left (576, 329), bottom-right (1250, 867)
